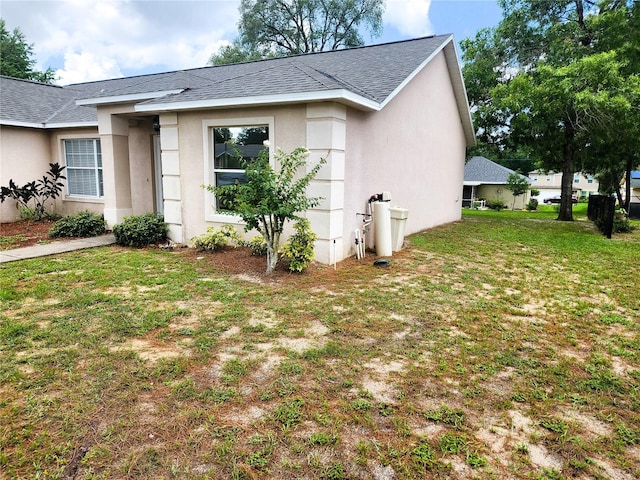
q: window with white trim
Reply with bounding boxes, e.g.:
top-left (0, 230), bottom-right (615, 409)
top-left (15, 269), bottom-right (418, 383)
top-left (212, 125), bottom-right (269, 211)
top-left (64, 139), bottom-right (103, 198)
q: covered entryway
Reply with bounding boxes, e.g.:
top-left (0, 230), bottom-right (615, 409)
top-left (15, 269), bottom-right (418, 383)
top-left (93, 106), bottom-right (163, 227)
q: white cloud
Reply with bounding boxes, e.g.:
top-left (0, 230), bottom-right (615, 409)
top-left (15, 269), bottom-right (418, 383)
top-left (2, 0), bottom-right (240, 84)
top-left (57, 52), bottom-right (123, 85)
top-left (384, 0), bottom-right (434, 37)
top-left (1, 0), bottom-right (436, 84)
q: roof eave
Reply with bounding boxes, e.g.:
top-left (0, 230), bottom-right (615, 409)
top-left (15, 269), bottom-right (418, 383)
top-left (442, 38), bottom-right (476, 147)
top-left (134, 89), bottom-right (380, 113)
top-left (76, 89), bottom-right (185, 106)
top-left (464, 181), bottom-right (508, 185)
top-left (45, 121), bottom-right (99, 129)
top-left (1, 119), bottom-right (98, 129)
top-left (0, 119), bottom-right (45, 129)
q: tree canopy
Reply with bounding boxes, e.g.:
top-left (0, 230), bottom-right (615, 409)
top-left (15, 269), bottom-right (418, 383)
top-left (209, 0), bottom-right (384, 65)
top-left (461, 1), bottom-right (640, 220)
top-left (0, 19), bottom-right (55, 83)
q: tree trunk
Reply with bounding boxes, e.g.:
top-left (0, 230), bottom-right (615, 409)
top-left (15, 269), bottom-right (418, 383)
top-left (615, 187), bottom-right (624, 210)
top-left (266, 245), bottom-right (277, 274)
top-left (558, 129), bottom-right (575, 221)
top-left (265, 230), bottom-right (281, 275)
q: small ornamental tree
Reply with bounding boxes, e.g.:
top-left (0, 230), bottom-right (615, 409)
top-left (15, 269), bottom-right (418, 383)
top-left (506, 172), bottom-right (529, 210)
top-left (208, 147), bottom-right (325, 274)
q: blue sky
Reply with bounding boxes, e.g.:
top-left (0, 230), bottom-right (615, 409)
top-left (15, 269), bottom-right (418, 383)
top-left (1, 0), bottom-right (503, 85)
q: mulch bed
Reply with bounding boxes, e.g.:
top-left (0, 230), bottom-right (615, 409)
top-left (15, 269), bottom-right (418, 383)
top-left (0, 220), bottom-right (61, 249)
top-left (1, 219), bottom-right (389, 285)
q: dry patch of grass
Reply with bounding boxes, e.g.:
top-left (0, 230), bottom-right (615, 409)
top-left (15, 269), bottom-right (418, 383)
top-left (1, 209), bottom-right (639, 479)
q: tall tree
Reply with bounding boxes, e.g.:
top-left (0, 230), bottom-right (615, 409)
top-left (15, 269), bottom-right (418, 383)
top-left (0, 19), bottom-right (55, 83)
top-left (461, 1), bottom-right (640, 221)
top-left (209, 0), bottom-right (384, 65)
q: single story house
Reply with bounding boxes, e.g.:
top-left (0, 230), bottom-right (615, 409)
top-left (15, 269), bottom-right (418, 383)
top-left (528, 170), bottom-right (599, 203)
top-left (463, 156), bottom-right (530, 209)
top-left (0, 35), bottom-right (475, 263)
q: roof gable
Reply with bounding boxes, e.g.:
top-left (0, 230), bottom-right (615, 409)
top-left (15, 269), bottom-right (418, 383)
top-left (464, 156), bottom-right (530, 185)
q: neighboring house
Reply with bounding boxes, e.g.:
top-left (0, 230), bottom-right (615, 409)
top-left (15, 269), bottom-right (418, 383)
top-left (627, 170), bottom-right (640, 219)
top-left (528, 170), bottom-right (599, 203)
top-left (463, 156), bottom-right (531, 209)
top-left (0, 35), bottom-right (475, 263)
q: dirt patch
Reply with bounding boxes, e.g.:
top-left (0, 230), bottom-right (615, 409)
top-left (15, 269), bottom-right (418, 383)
top-left (0, 220), bottom-right (61, 249)
top-left (110, 338), bottom-right (191, 363)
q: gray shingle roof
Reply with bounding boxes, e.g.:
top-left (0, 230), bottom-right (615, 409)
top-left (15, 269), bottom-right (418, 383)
top-left (0, 77), bottom-right (96, 125)
top-left (72, 35), bottom-right (451, 107)
top-left (464, 156), bottom-right (530, 184)
top-left (1, 35), bottom-right (473, 143)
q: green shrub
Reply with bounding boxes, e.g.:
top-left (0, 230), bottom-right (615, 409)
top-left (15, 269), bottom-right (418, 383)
top-left (192, 224), bottom-right (241, 251)
top-left (280, 218), bottom-right (317, 272)
top-left (242, 235), bottom-right (268, 256)
top-left (614, 218), bottom-right (634, 233)
top-left (49, 211), bottom-right (106, 238)
top-left (486, 199), bottom-right (506, 211)
top-left (614, 210), bottom-right (635, 233)
top-left (526, 198), bottom-right (539, 211)
top-left (113, 213), bottom-right (167, 247)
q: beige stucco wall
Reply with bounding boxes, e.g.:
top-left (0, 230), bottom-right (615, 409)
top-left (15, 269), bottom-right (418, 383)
top-left (0, 126), bottom-right (53, 222)
top-left (477, 184), bottom-right (531, 210)
top-left (343, 51), bottom-right (467, 255)
top-left (2, 115), bottom-right (159, 225)
top-left (0, 125), bottom-right (107, 222)
top-left (170, 105), bottom-right (307, 244)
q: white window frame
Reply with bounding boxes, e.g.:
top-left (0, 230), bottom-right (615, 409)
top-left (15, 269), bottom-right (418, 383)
top-left (202, 116), bottom-right (274, 223)
top-left (59, 135), bottom-right (104, 202)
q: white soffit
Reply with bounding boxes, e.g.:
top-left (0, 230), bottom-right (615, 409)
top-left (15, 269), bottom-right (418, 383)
top-left (0, 119), bottom-right (98, 129)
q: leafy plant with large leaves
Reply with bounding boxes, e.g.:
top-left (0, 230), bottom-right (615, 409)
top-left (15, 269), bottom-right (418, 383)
top-left (0, 163), bottom-right (66, 220)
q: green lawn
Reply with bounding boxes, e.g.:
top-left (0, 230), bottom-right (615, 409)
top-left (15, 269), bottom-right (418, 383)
top-left (1, 208), bottom-right (639, 479)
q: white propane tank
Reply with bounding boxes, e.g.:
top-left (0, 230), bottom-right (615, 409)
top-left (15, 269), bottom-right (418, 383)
top-left (373, 201), bottom-right (392, 257)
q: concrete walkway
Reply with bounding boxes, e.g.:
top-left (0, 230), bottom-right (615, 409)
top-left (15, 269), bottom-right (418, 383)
top-left (0, 234), bottom-right (116, 264)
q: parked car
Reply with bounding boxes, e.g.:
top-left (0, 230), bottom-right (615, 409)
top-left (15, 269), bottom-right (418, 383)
top-left (544, 195), bottom-right (578, 204)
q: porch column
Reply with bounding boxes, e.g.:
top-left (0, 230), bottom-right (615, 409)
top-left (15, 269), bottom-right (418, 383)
top-left (99, 112), bottom-right (132, 227)
top-left (159, 113), bottom-right (184, 243)
top-left (306, 103), bottom-right (346, 265)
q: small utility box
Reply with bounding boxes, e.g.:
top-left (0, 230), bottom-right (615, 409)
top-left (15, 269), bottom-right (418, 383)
top-left (390, 207), bottom-right (409, 252)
